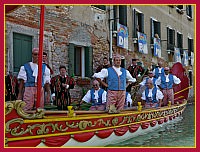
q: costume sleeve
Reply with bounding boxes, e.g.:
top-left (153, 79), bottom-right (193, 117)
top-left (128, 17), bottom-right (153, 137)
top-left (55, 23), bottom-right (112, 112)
top-left (93, 69), bottom-right (108, 80)
top-left (69, 77), bottom-right (75, 89)
top-left (102, 91), bottom-right (107, 103)
top-left (17, 66), bottom-right (27, 82)
top-left (82, 90), bottom-right (91, 103)
top-left (139, 79), bottom-right (146, 86)
top-left (153, 69), bottom-right (156, 75)
top-left (155, 77), bottom-right (161, 85)
top-left (141, 91), bottom-right (146, 100)
top-left (50, 76), bottom-right (56, 93)
top-left (126, 93), bottom-right (132, 104)
top-left (173, 75), bottom-right (181, 84)
top-left (156, 90), bottom-right (164, 100)
top-left (126, 70), bottom-right (136, 82)
top-left (44, 66), bottom-right (51, 84)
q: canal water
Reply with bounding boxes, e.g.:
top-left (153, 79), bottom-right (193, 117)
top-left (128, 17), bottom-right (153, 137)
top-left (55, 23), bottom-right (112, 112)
top-left (106, 104), bottom-right (195, 147)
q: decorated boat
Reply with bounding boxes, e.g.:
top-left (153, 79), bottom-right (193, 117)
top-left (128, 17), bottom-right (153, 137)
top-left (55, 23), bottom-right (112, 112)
top-left (5, 98), bottom-right (188, 147)
top-left (5, 5), bottom-right (192, 147)
top-left (5, 61), bottom-right (191, 147)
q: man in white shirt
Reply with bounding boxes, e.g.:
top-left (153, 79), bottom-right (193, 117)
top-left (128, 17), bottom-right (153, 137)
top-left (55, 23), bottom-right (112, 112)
top-left (153, 61), bottom-right (165, 79)
top-left (141, 79), bottom-right (164, 108)
top-left (17, 48), bottom-right (51, 111)
top-left (156, 67), bottom-right (181, 106)
top-left (139, 71), bottom-right (158, 88)
top-left (81, 80), bottom-right (107, 111)
top-left (93, 54), bottom-right (136, 113)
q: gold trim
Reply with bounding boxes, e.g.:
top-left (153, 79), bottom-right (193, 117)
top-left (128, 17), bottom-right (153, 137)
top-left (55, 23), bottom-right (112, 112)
top-left (5, 100), bottom-right (45, 119)
top-left (23, 100), bottom-right (187, 123)
top-left (7, 111), bottom-right (183, 142)
top-left (5, 100), bottom-right (187, 142)
top-left (6, 107), bottom-right (186, 142)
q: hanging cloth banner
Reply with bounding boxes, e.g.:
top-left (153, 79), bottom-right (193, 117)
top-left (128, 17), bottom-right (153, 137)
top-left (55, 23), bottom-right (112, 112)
top-left (183, 50), bottom-right (188, 66)
top-left (137, 32), bottom-right (148, 54)
top-left (174, 47), bottom-right (181, 63)
top-left (117, 23), bottom-right (128, 50)
top-left (153, 37), bottom-right (161, 57)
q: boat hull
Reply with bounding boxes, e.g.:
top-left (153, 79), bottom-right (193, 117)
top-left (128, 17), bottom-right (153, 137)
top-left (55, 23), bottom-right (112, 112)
top-left (5, 100), bottom-right (186, 147)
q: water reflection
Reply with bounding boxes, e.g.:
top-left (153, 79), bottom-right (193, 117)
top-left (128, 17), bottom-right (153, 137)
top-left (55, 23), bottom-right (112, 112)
top-left (106, 104), bottom-right (195, 147)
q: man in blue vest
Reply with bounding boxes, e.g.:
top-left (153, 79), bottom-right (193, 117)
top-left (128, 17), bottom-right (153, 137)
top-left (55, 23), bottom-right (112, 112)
top-left (156, 67), bottom-right (181, 106)
top-left (153, 61), bottom-right (165, 79)
top-left (139, 71), bottom-right (158, 88)
top-left (141, 79), bottom-right (164, 108)
top-left (81, 80), bottom-right (107, 111)
top-left (93, 54), bottom-right (136, 113)
top-left (17, 48), bottom-right (51, 111)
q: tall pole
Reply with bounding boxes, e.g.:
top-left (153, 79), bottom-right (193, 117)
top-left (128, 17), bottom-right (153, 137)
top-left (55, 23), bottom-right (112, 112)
top-left (36, 5), bottom-right (45, 109)
top-left (109, 6), bottom-right (114, 65)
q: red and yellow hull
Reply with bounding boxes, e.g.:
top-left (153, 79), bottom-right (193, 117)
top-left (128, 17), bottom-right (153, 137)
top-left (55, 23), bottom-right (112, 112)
top-left (5, 100), bottom-right (187, 147)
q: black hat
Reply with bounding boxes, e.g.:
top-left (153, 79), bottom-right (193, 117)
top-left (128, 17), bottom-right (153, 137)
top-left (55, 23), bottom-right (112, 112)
top-left (59, 65), bottom-right (66, 70)
top-left (132, 58), bottom-right (138, 62)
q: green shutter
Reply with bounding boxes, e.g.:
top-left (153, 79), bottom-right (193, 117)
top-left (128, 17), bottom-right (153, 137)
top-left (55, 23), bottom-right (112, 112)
top-left (68, 43), bottom-right (75, 77)
top-left (85, 46), bottom-right (93, 77)
top-left (13, 33), bottom-right (32, 72)
top-left (132, 9), bottom-right (137, 38)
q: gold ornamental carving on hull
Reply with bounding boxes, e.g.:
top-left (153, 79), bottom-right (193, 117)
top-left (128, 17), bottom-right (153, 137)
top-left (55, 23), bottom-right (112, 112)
top-left (5, 100), bottom-right (45, 119)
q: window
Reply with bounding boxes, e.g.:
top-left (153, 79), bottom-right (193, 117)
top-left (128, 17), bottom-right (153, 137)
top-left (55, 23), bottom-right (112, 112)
top-left (188, 38), bottom-right (194, 65)
top-left (167, 27), bottom-right (175, 51)
top-left (176, 5), bottom-right (184, 14)
top-left (176, 5), bottom-right (183, 9)
top-left (186, 5), bottom-right (193, 19)
top-left (150, 18), bottom-right (161, 42)
top-left (113, 6), bottom-right (127, 31)
top-left (68, 43), bottom-right (93, 77)
top-left (133, 9), bottom-right (144, 38)
top-left (92, 5), bottom-right (106, 11)
top-left (74, 47), bottom-right (82, 76)
top-left (177, 32), bottom-right (183, 58)
top-left (119, 5), bottom-right (127, 26)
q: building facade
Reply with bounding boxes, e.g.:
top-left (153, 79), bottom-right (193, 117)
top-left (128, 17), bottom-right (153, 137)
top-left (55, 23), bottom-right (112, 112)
top-left (5, 5), bottom-right (195, 102)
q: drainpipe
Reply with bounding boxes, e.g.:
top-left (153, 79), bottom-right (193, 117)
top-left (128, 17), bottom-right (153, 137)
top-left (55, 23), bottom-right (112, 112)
top-left (109, 6), bottom-right (113, 65)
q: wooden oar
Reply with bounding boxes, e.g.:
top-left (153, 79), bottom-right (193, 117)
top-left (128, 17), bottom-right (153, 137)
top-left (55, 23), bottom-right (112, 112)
top-left (174, 86), bottom-right (193, 95)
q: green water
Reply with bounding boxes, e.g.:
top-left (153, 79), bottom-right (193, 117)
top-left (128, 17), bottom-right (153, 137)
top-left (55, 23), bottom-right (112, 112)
top-left (107, 104), bottom-right (195, 147)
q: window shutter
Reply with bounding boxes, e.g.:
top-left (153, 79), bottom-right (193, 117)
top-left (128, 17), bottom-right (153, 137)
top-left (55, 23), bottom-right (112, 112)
top-left (172, 30), bottom-right (175, 46)
top-left (191, 39), bottom-right (194, 52)
top-left (119, 5), bottom-right (127, 26)
top-left (155, 21), bottom-right (161, 38)
top-left (139, 13), bottom-right (144, 33)
top-left (85, 46), bottom-right (93, 77)
top-left (13, 33), bottom-right (32, 72)
top-left (132, 9), bottom-right (137, 38)
top-left (113, 6), bottom-right (117, 31)
top-left (68, 43), bottom-right (75, 77)
top-left (150, 18), bottom-right (154, 43)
